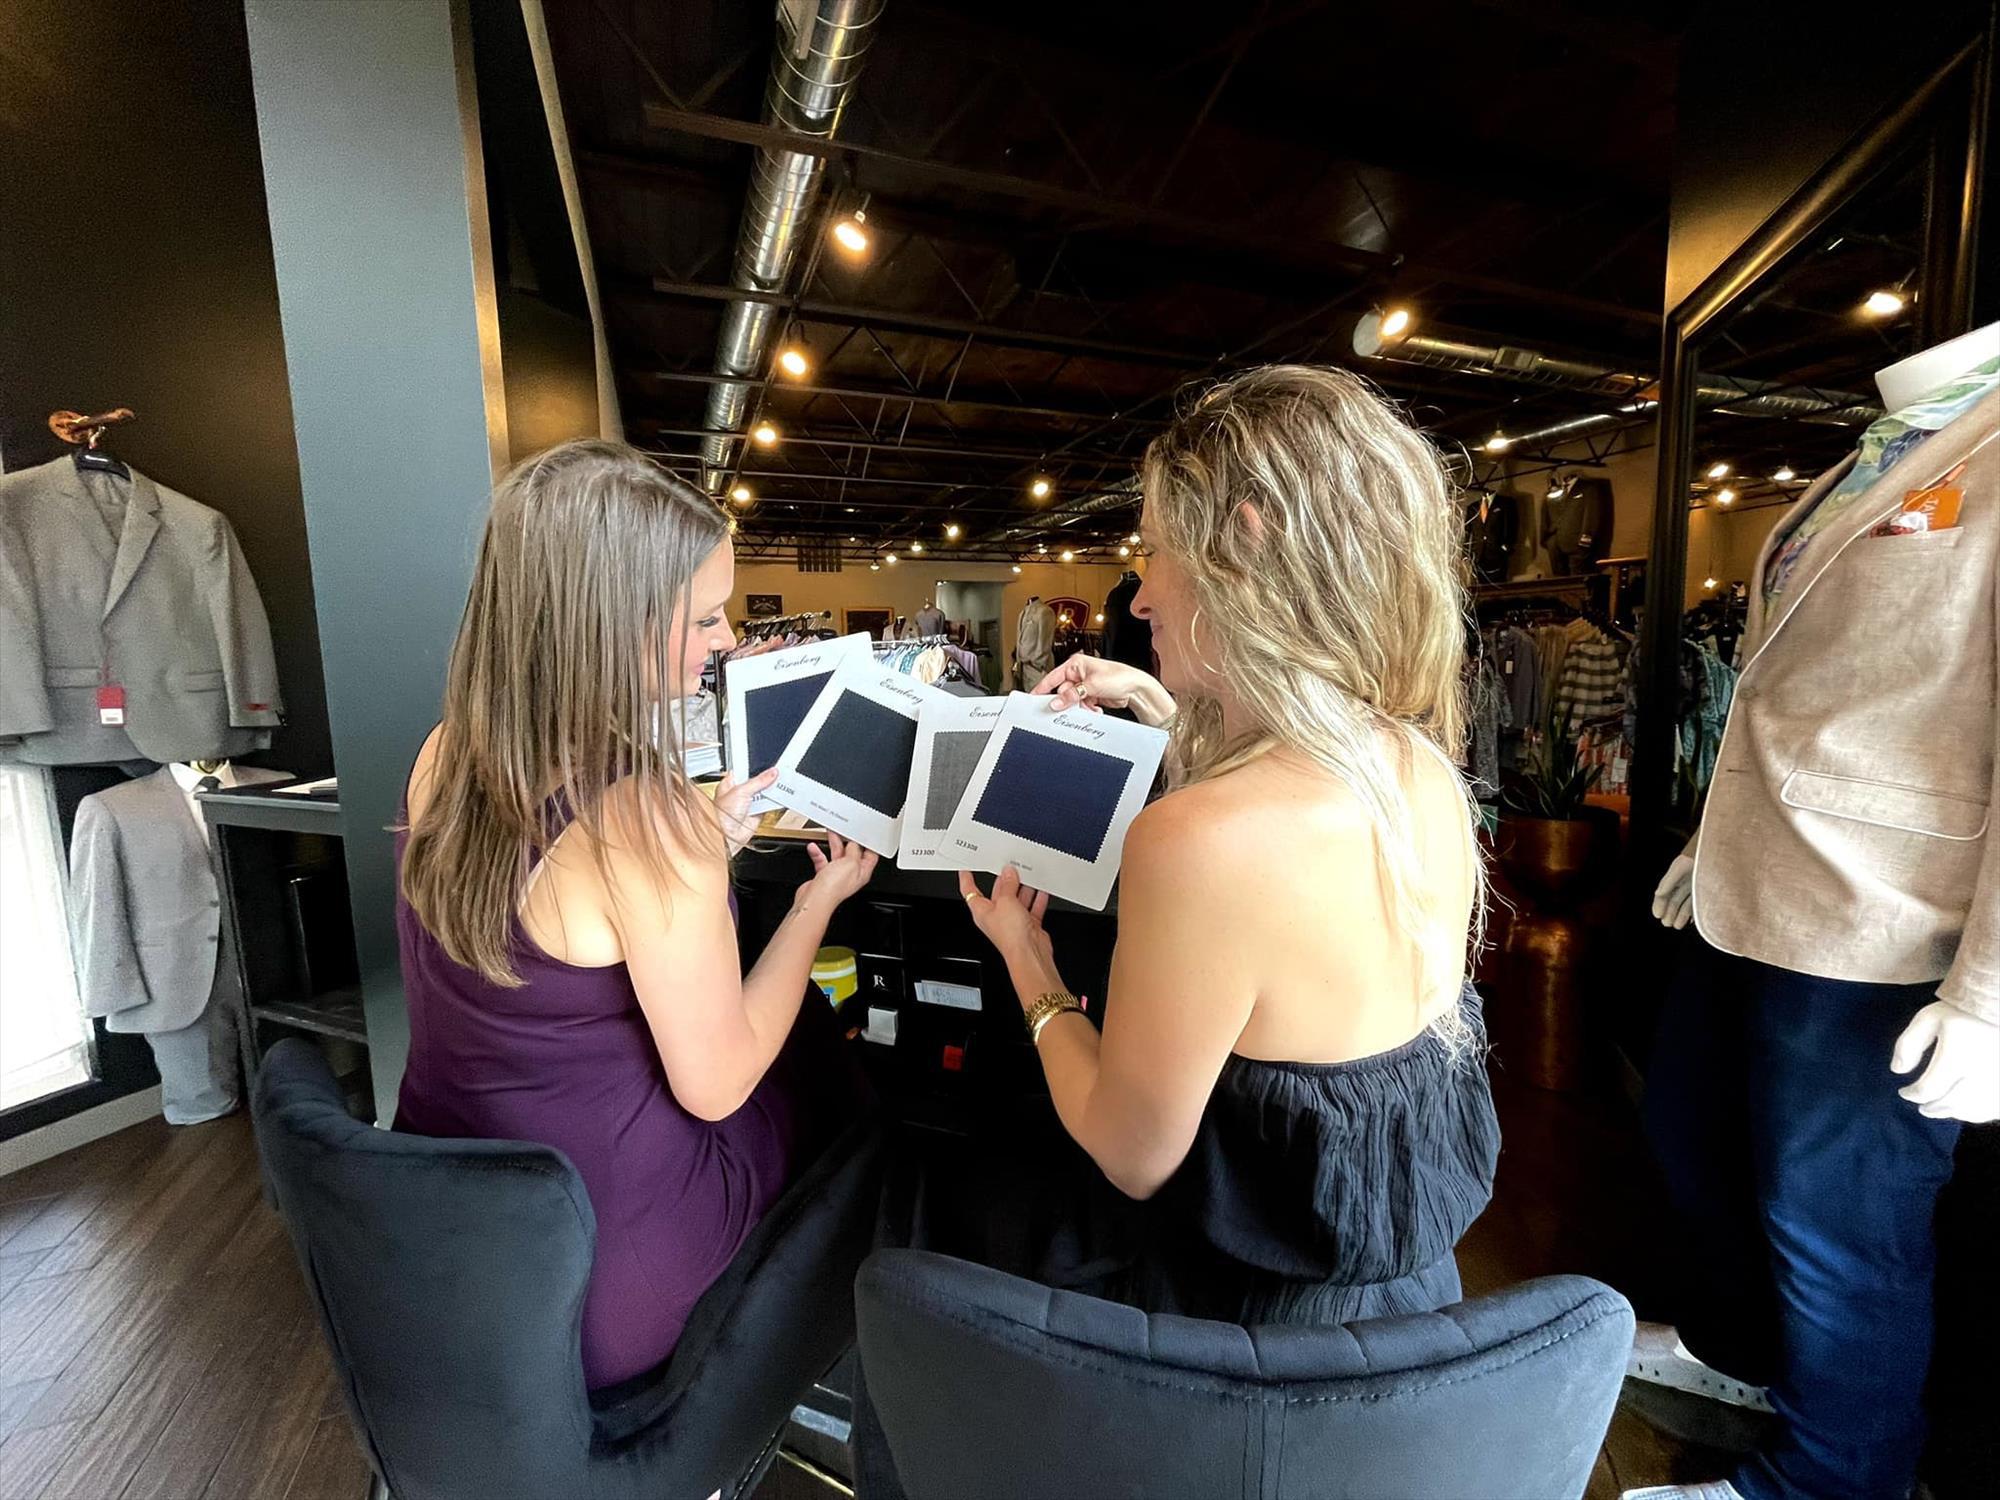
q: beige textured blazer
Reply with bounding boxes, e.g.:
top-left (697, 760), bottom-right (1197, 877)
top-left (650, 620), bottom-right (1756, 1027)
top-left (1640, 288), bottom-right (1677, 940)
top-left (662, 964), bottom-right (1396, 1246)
top-left (1692, 385), bottom-right (2000, 1022)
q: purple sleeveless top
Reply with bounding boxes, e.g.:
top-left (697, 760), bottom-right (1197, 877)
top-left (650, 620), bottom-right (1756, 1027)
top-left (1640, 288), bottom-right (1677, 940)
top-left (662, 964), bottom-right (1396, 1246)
top-left (393, 800), bottom-right (863, 1388)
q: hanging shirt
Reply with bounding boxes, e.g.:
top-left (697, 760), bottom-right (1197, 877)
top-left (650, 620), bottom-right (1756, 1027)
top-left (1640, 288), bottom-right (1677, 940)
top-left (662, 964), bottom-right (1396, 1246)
top-left (1764, 353), bottom-right (2000, 607)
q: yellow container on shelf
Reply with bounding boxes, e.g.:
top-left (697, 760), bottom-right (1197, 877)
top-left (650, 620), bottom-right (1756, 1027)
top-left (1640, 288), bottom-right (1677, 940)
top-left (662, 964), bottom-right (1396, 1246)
top-left (811, 946), bottom-right (859, 1008)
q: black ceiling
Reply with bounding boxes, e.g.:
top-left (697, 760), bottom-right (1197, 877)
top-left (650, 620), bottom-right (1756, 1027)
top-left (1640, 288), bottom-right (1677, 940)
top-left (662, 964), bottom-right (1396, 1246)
top-left (542, 0), bottom-right (1689, 561)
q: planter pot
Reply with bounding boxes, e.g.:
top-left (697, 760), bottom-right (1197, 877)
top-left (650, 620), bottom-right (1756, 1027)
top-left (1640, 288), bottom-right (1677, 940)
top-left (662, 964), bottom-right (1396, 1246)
top-left (1487, 810), bottom-right (1615, 1092)
top-left (1494, 811), bottom-right (1609, 905)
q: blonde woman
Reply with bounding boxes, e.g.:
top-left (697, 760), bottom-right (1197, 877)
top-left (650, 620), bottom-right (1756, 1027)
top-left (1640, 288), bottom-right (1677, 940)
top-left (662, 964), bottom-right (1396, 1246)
top-left (963, 364), bottom-right (1499, 1325)
top-left (396, 440), bottom-right (876, 1389)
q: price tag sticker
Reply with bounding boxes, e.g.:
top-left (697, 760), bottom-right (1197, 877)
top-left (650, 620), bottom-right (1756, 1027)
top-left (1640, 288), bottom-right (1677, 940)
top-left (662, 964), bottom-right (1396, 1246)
top-left (96, 684), bottom-right (126, 725)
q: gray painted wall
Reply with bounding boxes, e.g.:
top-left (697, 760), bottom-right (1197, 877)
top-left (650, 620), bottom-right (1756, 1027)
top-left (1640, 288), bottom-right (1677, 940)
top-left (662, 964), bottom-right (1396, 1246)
top-left (245, 0), bottom-right (509, 1122)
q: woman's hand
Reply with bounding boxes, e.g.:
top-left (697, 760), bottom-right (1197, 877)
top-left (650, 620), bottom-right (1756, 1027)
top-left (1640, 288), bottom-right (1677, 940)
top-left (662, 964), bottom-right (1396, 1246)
top-left (800, 830), bottom-right (879, 912)
top-left (958, 867), bottom-right (1057, 1003)
top-left (714, 769), bottom-right (778, 857)
top-left (1032, 655), bottom-right (1175, 727)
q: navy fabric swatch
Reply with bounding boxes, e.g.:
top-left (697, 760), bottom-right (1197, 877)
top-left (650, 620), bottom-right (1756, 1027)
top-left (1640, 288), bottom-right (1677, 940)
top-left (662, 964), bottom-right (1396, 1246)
top-left (797, 692), bottom-right (918, 817)
top-left (971, 730), bottom-right (1125, 862)
top-left (746, 672), bottom-right (834, 774)
top-left (923, 730), bottom-right (991, 830)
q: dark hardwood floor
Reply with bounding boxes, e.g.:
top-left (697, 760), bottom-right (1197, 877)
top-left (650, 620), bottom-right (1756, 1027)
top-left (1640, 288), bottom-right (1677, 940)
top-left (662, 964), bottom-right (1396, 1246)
top-left (0, 1072), bottom-right (1706, 1500)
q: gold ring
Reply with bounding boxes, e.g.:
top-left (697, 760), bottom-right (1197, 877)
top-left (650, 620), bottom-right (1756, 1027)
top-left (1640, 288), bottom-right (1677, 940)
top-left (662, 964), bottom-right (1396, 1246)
top-left (962, 889), bottom-right (978, 902)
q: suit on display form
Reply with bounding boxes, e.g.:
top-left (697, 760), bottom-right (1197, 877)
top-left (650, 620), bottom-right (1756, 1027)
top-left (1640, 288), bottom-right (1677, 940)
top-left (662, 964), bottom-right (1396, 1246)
top-left (69, 764), bottom-right (289, 1122)
top-left (1653, 350), bottom-right (2000, 1500)
top-left (1014, 597), bottom-right (1055, 690)
top-left (0, 457), bottom-right (283, 766)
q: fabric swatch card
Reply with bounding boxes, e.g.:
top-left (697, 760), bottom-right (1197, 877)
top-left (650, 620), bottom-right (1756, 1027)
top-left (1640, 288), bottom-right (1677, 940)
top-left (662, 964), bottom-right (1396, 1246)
top-left (898, 694), bottom-right (1007, 868)
top-left (944, 693), bottom-right (1167, 909)
top-left (769, 657), bottom-right (939, 856)
top-left (724, 633), bottom-right (869, 812)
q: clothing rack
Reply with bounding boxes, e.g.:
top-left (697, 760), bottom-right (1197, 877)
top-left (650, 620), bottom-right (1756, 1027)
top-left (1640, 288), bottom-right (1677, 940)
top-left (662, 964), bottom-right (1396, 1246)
top-left (740, 609), bottom-right (831, 640)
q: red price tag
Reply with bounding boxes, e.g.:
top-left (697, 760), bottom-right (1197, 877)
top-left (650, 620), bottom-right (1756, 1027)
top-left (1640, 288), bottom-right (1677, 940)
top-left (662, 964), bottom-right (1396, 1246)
top-left (96, 684), bottom-right (126, 726)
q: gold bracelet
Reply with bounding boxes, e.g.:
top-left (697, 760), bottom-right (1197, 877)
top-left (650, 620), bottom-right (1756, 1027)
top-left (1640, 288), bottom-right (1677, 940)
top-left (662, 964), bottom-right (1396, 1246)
top-left (1023, 991), bottom-right (1083, 1044)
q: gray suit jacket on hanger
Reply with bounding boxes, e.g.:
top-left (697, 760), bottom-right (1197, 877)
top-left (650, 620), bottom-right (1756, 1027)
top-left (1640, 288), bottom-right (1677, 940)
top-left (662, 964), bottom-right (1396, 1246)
top-left (0, 457), bottom-right (283, 765)
top-left (69, 766), bottom-right (288, 1034)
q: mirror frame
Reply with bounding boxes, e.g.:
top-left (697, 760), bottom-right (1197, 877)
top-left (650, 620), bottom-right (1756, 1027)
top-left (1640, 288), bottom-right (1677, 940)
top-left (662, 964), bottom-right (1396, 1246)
top-left (1632, 27), bottom-right (1997, 843)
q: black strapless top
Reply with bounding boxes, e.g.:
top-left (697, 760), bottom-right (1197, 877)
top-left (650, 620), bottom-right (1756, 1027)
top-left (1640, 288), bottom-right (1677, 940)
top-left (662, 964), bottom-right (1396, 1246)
top-left (1146, 987), bottom-right (1501, 1324)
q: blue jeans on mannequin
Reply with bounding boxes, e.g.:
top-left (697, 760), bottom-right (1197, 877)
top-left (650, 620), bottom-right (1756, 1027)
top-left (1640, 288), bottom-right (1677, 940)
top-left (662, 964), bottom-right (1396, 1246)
top-left (1645, 937), bottom-right (1960, 1499)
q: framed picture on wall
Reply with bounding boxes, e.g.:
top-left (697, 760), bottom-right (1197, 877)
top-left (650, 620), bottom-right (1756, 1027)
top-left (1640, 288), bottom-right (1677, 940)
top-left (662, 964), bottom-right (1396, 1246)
top-left (844, 606), bottom-right (894, 641)
top-left (745, 593), bottom-right (784, 617)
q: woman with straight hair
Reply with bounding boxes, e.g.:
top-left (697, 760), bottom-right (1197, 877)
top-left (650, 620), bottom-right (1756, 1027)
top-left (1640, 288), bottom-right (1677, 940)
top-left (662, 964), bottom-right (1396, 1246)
top-left (960, 363), bottom-right (1501, 1326)
top-left (395, 439), bottom-right (876, 1390)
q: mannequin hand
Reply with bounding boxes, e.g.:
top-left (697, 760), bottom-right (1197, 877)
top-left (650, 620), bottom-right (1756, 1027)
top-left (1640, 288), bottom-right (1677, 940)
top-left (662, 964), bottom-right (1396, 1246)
top-left (1652, 854), bottom-right (1695, 929)
top-left (958, 867), bottom-right (1056, 996)
top-left (713, 770), bottom-right (777, 857)
top-left (1031, 654), bottom-right (1175, 727)
top-left (1891, 1000), bottom-right (2000, 1123)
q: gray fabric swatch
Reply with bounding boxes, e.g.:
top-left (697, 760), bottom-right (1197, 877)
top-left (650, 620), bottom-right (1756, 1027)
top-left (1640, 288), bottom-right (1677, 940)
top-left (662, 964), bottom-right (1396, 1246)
top-left (924, 729), bottom-right (991, 830)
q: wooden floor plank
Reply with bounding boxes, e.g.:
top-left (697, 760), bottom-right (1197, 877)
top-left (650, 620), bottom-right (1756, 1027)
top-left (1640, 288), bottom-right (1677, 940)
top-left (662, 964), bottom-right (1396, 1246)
top-left (190, 1307), bottom-right (332, 1500)
top-left (279, 1415), bottom-right (373, 1500)
top-left (0, 1267), bottom-right (93, 1371)
top-left (24, 1120), bottom-right (224, 1281)
top-left (0, 1246), bottom-right (51, 1303)
top-left (0, 1118), bottom-right (166, 1206)
top-left (0, 1378), bottom-right (55, 1446)
top-left (0, 1196), bottom-right (57, 1253)
top-left (0, 1416), bottom-right (92, 1500)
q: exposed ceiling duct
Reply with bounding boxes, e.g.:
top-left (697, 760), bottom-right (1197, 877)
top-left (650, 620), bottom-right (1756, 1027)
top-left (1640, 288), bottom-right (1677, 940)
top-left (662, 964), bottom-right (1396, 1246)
top-left (699, 0), bottom-right (885, 493)
top-left (971, 479), bottom-right (1143, 549)
top-left (1351, 312), bottom-right (1880, 453)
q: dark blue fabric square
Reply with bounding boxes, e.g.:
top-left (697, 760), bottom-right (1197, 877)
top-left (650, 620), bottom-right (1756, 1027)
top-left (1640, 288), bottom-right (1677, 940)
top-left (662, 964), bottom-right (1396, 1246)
top-left (970, 730), bottom-right (1125, 862)
top-left (796, 692), bottom-right (918, 817)
top-left (746, 672), bottom-right (834, 774)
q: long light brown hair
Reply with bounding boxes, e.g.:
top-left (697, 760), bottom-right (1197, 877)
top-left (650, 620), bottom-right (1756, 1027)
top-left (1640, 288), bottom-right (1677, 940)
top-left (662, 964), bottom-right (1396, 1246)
top-left (401, 439), bottom-right (730, 986)
top-left (1142, 364), bottom-right (1484, 1023)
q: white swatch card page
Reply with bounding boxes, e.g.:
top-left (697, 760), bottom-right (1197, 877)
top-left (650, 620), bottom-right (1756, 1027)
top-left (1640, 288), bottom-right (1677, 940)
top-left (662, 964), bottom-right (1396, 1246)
top-left (723, 632), bottom-right (869, 813)
top-left (769, 656), bottom-right (940, 857)
top-left (943, 692), bottom-right (1168, 910)
top-left (898, 693), bottom-right (1007, 869)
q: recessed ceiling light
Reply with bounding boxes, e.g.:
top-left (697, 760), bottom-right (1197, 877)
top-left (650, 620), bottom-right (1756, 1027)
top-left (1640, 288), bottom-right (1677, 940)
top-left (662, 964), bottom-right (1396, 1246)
top-left (1862, 288), bottom-right (1905, 317)
top-left (1706, 462), bottom-right (1730, 480)
top-left (1030, 477), bottom-right (1052, 499)
top-left (778, 348), bottom-right (809, 378)
top-left (832, 210), bottom-right (870, 255)
top-left (752, 422), bottom-right (778, 445)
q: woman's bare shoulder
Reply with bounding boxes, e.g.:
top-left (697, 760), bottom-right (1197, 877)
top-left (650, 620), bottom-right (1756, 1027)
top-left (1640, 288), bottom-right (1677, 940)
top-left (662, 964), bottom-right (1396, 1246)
top-left (405, 723), bottom-right (448, 824)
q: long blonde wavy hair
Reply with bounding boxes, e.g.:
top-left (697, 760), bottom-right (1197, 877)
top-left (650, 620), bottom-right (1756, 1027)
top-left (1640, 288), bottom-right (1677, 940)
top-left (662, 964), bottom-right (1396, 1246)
top-left (1142, 364), bottom-right (1485, 1028)
top-left (400, 439), bottom-right (730, 987)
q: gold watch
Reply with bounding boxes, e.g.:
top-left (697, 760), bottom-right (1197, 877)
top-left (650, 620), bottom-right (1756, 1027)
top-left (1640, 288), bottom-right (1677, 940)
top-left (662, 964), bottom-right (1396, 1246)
top-left (1022, 991), bottom-right (1083, 1043)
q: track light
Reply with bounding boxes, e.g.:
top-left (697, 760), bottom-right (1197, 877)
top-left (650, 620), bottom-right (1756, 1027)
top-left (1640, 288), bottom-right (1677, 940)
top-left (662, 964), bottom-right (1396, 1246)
top-left (752, 422), bottom-right (778, 445)
top-left (1380, 305), bottom-right (1414, 339)
top-left (1118, 544), bottom-right (1131, 557)
top-left (1546, 479), bottom-right (1564, 500)
top-left (944, 522), bottom-right (961, 540)
top-left (1127, 532), bottom-right (1141, 544)
top-left (778, 348), bottom-right (809, 378)
top-left (1011, 564), bottom-right (1022, 574)
top-left (1716, 488), bottom-right (1736, 507)
top-left (730, 485), bottom-right (752, 504)
top-left (1060, 548), bottom-right (1075, 562)
top-left (1030, 477), bottom-right (1052, 500)
top-left (1706, 462), bottom-right (1730, 480)
top-left (1703, 576), bottom-right (1719, 591)
top-left (1863, 288), bottom-right (1905, 317)
top-left (1485, 431), bottom-right (1512, 453)
top-left (1094, 612), bottom-right (1106, 624)
top-left (870, 562), bottom-right (880, 572)
top-left (832, 208), bottom-right (870, 256)
top-left (910, 541), bottom-right (924, 553)
top-left (1774, 466), bottom-right (1796, 482)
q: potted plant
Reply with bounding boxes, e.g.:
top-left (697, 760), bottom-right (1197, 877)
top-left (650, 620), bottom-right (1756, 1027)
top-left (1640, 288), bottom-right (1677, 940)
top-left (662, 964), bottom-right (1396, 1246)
top-left (1495, 708), bottom-right (1607, 903)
